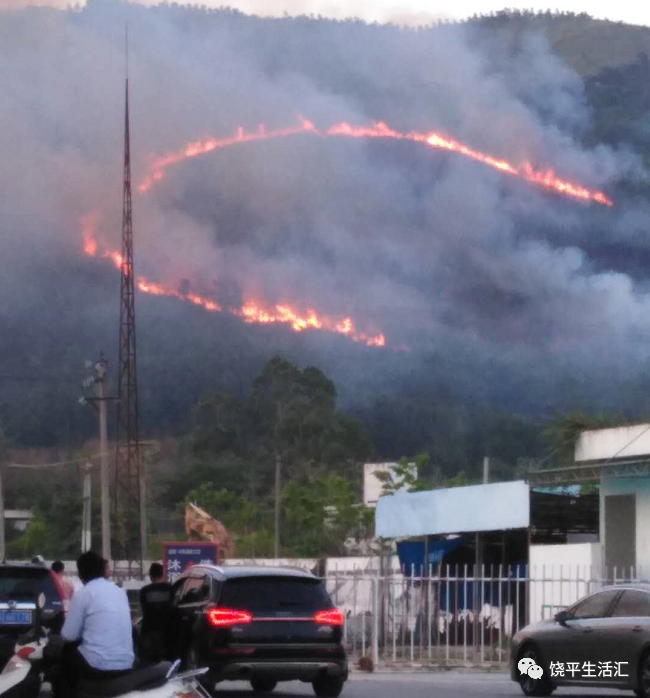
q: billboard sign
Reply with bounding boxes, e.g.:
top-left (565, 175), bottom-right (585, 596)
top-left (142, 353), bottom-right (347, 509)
top-left (163, 542), bottom-right (219, 583)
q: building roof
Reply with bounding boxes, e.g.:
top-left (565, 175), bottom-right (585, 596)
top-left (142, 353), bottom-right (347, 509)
top-left (375, 480), bottom-right (530, 538)
top-left (576, 424), bottom-right (650, 462)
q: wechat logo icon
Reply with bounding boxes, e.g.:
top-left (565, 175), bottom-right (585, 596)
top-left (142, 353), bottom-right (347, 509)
top-left (518, 657), bottom-right (544, 680)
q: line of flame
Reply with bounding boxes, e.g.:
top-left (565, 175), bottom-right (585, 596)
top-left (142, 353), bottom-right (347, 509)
top-left (83, 225), bottom-right (385, 348)
top-left (138, 118), bottom-right (613, 207)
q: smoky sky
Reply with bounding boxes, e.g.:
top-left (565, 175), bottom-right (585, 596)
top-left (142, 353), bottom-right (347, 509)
top-left (1, 0), bottom-right (649, 392)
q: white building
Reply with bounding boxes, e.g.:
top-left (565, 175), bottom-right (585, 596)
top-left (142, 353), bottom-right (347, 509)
top-left (363, 462), bottom-right (416, 507)
top-left (574, 423), bottom-right (650, 577)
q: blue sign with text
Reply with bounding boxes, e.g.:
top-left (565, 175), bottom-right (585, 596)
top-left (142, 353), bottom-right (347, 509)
top-left (163, 542), bottom-right (219, 582)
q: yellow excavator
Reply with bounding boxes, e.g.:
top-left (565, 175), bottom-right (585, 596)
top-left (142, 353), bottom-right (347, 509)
top-left (184, 502), bottom-right (234, 559)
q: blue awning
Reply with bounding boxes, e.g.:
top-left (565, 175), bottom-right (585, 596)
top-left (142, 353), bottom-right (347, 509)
top-left (397, 538), bottom-right (465, 576)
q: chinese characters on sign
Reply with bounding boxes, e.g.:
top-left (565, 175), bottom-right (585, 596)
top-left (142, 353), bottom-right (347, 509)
top-left (163, 542), bottom-right (219, 582)
top-left (549, 662), bottom-right (628, 678)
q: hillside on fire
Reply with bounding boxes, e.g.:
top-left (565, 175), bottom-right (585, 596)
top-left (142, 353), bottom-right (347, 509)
top-left (2, 1), bottom-right (650, 553)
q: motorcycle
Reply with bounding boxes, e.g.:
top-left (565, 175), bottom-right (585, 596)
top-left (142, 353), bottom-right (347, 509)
top-left (1, 638), bottom-right (210, 698)
top-left (0, 648), bottom-right (210, 698)
top-left (0, 654), bottom-right (33, 697)
top-left (0, 594), bottom-right (210, 698)
top-left (76, 659), bottom-right (210, 698)
top-left (0, 595), bottom-right (46, 698)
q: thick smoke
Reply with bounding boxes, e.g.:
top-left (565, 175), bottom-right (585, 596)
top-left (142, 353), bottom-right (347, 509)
top-left (1, 0), bottom-right (649, 440)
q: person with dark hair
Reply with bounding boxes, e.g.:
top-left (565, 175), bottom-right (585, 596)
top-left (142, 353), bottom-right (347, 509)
top-left (138, 562), bottom-right (173, 662)
top-left (53, 551), bottom-right (134, 697)
top-left (51, 560), bottom-right (75, 603)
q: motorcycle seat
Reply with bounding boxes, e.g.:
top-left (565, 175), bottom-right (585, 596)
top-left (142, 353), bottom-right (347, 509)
top-left (77, 661), bottom-right (172, 698)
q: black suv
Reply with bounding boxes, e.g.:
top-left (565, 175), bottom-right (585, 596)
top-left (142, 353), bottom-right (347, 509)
top-left (170, 565), bottom-right (348, 697)
top-left (0, 563), bottom-right (66, 668)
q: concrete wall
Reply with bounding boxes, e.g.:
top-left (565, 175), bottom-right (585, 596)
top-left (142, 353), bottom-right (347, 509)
top-left (576, 424), bottom-right (650, 462)
top-left (528, 543), bottom-right (602, 623)
top-left (600, 477), bottom-right (650, 576)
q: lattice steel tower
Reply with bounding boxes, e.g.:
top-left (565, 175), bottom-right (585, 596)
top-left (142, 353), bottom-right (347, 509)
top-left (114, 74), bottom-right (146, 571)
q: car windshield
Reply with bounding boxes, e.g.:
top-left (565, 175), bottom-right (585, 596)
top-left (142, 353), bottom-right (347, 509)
top-left (219, 577), bottom-right (333, 613)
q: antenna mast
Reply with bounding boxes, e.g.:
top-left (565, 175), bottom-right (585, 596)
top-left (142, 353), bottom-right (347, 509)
top-left (114, 38), bottom-right (146, 574)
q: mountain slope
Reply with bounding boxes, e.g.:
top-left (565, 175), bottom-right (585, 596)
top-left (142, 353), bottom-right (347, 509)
top-left (466, 11), bottom-right (650, 77)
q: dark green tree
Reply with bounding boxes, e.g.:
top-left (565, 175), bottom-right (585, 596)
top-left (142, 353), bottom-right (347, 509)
top-left (375, 454), bottom-right (430, 495)
top-left (283, 473), bottom-right (372, 556)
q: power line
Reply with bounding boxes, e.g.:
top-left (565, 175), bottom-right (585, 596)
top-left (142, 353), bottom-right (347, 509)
top-left (0, 373), bottom-right (83, 382)
top-left (3, 453), bottom-right (106, 470)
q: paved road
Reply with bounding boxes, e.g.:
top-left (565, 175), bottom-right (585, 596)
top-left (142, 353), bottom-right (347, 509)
top-left (262, 673), bottom-right (635, 697)
top-left (40, 672), bottom-right (637, 697)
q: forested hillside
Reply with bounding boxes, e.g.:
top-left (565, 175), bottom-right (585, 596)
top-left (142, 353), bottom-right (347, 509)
top-left (2, 4), bottom-right (650, 556)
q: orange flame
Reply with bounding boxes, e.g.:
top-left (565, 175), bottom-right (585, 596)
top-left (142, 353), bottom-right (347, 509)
top-left (82, 212), bottom-right (98, 256)
top-left (83, 221), bottom-right (224, 313)
top-left (239, 301), bottom-right (385, 347)
top-left (87, 117), bottom-right (612, 350)
top-left (138, 119), bottom-right (613, 207)
top-left (81, 216), bottom-right (383, 347)
top-left (138, 118), bottom-right (317, 193)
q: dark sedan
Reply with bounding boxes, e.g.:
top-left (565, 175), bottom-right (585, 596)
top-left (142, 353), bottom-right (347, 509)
top-left (511, 583), bottom-right (650, 697)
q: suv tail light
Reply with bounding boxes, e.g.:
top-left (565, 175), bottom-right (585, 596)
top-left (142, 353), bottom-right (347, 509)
top-left (207, 608), bottom-right (253, 628)
top-left (314, 609), bottom-right (344, 626)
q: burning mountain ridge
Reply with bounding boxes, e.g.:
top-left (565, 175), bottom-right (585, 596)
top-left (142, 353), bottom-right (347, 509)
top-left (5, 1), bottom-right (650, 456)
top-left (139, 118), bottom-right (613, 206)
top-left (83, 116), bottom-right (614, 349)
top-left (83, 211), bottom-right (386, 347)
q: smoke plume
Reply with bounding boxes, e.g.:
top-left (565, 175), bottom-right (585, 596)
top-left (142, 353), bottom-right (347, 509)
top-left (1, 0), bottom-right (649, 444)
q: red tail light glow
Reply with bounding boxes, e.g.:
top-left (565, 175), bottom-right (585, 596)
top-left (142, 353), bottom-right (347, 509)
top-left (314, 609), bottom-right (345, 626)
top-left (207, 608), bottom-right (253, 628)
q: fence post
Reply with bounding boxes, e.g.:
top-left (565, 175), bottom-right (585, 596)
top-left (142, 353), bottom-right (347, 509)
top-left (373, 576), bottom-right (379, 667)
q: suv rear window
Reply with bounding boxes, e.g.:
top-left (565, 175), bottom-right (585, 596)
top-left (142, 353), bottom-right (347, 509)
top-left (0, 569), bottom-right (61, 611)
top-left (219, 576), bottom-right (333, 612)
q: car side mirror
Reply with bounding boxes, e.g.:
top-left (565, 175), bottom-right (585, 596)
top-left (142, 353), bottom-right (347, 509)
top-left (555, 610), bottom-right (570, 626)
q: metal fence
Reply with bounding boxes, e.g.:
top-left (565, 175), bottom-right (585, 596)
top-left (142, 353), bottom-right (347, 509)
top-left (322, 565), bottom-right (639, 667)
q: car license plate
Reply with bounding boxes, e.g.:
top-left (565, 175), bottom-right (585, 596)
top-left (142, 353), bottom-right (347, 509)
top-left (0, 610), bottom-right (32, 625)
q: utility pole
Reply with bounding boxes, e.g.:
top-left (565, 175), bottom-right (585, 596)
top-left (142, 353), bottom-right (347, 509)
top-left (274, 453), bottom-right (281, 559)
top-left (0, 467), bottom-right (5, 562)
top-left (139, 468), bottom-right (147, 569)
top-left (81, 462), bottom-right (93, 552)
top-left (474, 456), bottom-right (489, 655)
top-left (0, 431), bottom-right (5, 562)
top-left (96, 356), bottom-right (112, 562)
top-left (81, 354), bottom-right (113, 560)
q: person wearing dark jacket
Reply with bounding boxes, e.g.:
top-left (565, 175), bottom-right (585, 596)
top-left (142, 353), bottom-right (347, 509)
top-left (139, 563), bottom-right (173, 662)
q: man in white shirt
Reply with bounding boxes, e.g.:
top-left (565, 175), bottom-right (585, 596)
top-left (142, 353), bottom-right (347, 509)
top-left (53, 550), bottom-right (134, 697)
